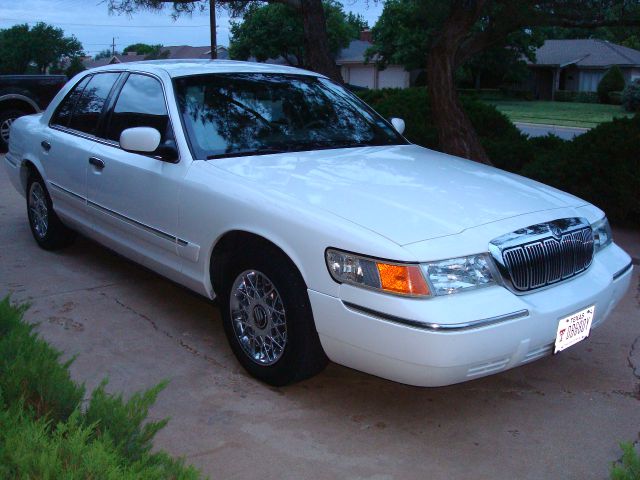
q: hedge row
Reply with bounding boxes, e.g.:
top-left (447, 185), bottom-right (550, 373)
top-left (358, 88), bottom-right (639, 225)
top-left (0, 297), bottom-right (201, 479)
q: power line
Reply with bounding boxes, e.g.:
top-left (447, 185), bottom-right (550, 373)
top-left (0, 17), bottom-right (211, 28)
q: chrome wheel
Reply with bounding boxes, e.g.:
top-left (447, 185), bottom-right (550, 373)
top-left (0, 117), bottom-right (13, 144)
top-left (28, 182), bottom-right (48, 239)
top-left (230, 270), bottom-right (287, 366)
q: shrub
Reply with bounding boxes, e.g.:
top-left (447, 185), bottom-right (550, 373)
top-left (0, 298), bottom-right (84, 420)
top-left (554, 90), bottom-right (599, 103)
top-left (564, 115), bottom-right (640, 224)
top-left (622, 79), bottom-right (640, 112)
top-left (520, 134), bottom-right (572, 186)
top-left (357, 87), bottom-right (534, 171)
top-left (554, 90), bottom-right (576, 102)
top-left (522, 116), bottom-right (640, 225)
top-left (598, 66), bottom-right (626, 103)
top-left (608, 91), bottom-right (623, 105)
top-left (610, 442), bottom-right (640, 480)
top-left (0, 297), bottom-right (202, 479)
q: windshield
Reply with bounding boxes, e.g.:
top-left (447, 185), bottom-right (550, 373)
top-left (173, 73), bottom-right (406, 159)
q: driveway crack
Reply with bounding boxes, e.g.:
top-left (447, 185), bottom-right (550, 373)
top-left (105, 293), bottom-right (225, 368)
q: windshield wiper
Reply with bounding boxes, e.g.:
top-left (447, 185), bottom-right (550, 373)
top-left (206, 146), bottom-right (289, 160)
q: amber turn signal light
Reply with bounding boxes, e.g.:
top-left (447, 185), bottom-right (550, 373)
top-left (376, 263), bottom-right (430, 296)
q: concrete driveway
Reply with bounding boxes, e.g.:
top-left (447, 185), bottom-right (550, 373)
top-left (1, 161), bottom-right (639, 480)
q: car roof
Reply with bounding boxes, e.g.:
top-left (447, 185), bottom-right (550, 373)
top-left (88, 59), bottom-right (325, 79)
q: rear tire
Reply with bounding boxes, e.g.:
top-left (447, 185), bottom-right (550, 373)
top-left (220, 245), bottom-right (328, 386)
top-left (26, 174), bottom-right (75, 250)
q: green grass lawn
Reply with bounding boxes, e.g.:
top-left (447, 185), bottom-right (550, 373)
top-left (486, 100), bottom-right (634, 128)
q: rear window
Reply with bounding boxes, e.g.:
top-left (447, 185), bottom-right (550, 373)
top-left (51, 75), bottom-right (91, 127)
top-left (67, 72), bottom-right (120, 136)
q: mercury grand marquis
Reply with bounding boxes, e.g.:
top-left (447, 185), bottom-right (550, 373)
top-left (4, 60), bottom-right (633, 386)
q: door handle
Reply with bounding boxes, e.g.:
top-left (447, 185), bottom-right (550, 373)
top-left (88, 156), bottom-right (105, 169)
top-left (41, 140), bottom-right (51, 151)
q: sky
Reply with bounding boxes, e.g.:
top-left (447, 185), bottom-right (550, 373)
top-left (0, 0), bottom-right (384, 57)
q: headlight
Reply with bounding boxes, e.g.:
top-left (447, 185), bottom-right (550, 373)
top-left (591, 217), bottom-right (612, 252)
top-left (423, 254), bottom-right (497, 296)
top-left (325, 249), bottom-right (430, 297)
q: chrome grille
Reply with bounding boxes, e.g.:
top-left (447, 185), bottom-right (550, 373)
top-left (488, 218), bottom-right (594, 294)
top-left (501, 227), bottom-right (593, 292)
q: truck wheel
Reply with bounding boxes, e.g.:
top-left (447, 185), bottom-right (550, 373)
top-left (26, 174), bottom-right (75, 250)
top-left (0, 109), bottom-right (28, 152)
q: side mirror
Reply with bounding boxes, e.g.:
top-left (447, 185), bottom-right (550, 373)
top-left (120, 127), bottom-right (161, 153)
top-left (390, 118), bottom-right (405, 135)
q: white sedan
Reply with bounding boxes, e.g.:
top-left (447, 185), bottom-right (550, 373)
top-left (4, 60), bottom-right (633, 387)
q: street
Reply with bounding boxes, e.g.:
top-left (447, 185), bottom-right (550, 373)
top-left (1, 160), bottom-right (639, 480)
top-left (515, 122), bottom-right (589, 140)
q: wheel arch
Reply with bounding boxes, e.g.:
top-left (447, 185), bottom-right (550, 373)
top-left (20, 158), bottom-right (44, 193)
top-left (209, 230), bottom-right (308, 298)
top-left (0, 95), bottom-right (40, 115)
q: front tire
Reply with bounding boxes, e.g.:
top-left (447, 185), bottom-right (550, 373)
top-left (220, 247), bottom-right (328, 386)
top-left (26, 174), bottom-right (75, 250)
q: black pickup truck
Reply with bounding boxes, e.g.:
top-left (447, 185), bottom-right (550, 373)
top-left (0, 75), bottom-right (68, 151)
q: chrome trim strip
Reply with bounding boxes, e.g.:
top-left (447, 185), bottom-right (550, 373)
top-left (343, 301), bottom-right (529, 332)
top-left (87, 200), bottom-right (188, 246)
top-left (4, 155), bottom-right (17, 167)
top-left (613, 262), bottom-right (633, 281)
top-left (49, 181), bottom-right (85, 202)
top-left (49, 181), bottom-right (188, 246)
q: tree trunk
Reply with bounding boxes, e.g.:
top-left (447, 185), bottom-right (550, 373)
top-left (426, 47), bottom-right (490, 165)
top-left (426, 0), bottom-right (491, 165)
top-left (299, 0), bottom-right (342, 82)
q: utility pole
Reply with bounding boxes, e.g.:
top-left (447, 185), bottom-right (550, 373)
top-left (209, 0), bottom-right (217, 59)
top-left (111, 37), bottom-right (116, 57)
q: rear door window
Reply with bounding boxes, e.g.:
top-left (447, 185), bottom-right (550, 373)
top-left (51, 75), bottom-right (91, 127)
top-left (105, 74), bottom-right (170, 143)
top-left (68, 72), bottom-right (120, 136)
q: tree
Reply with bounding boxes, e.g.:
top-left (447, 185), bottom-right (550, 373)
top-left (0, 24), bottom-right (32, 74)
top-left (369, 0), bottom-right (640, 165)
top-left (95, 48), bottom-right (118, 60)
top-left (108, 0), bottom-right (343, 81)
top-left (122, 43), bottom-right (169, 59)
top-left (65, 56), bottom-right (86, 79)
top-left (29, 23), bottom-right (83, 73)
top-left (229, 0), bottom-right (360, 67)
top-left (0, 22), bottom-right (83, 74)
top-left (123, 42), bottom-right (163, 54)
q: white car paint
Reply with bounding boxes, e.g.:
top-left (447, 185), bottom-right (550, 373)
top-left (4, 60), bottom-right (633, 387)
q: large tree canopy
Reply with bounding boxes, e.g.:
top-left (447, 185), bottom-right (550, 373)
top-left (0, 22), bottom-right (83, 74)
top-left (229, 1), bottom-right (365, 67)
top-left (108, 0), bottom-right (344, 81)
top-left (369, 0), bottom-right (640, 165)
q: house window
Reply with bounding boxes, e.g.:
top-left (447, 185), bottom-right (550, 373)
top-left (579, 70), bottom-right (605, 92)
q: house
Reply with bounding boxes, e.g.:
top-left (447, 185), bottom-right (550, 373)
top-left (528, 39), bottom-right (640, 100)
top-left (157, 45), bottom-right (229, 60)
top-left (83, 45), bottom-right (229, 69)
top-left (337, 31), bottom-right (410, 89)
top-left (83, 52), bottom-right (147, 69)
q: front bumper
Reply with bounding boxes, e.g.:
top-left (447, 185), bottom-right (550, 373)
top-left (309, 242), bottom-right (633, 387)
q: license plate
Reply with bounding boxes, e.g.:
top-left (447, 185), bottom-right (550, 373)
top-left (554, 305), bottom-right (595, 354)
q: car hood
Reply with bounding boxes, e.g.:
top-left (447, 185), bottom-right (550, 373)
top-left (209, 144), bottom-right (587, 245)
